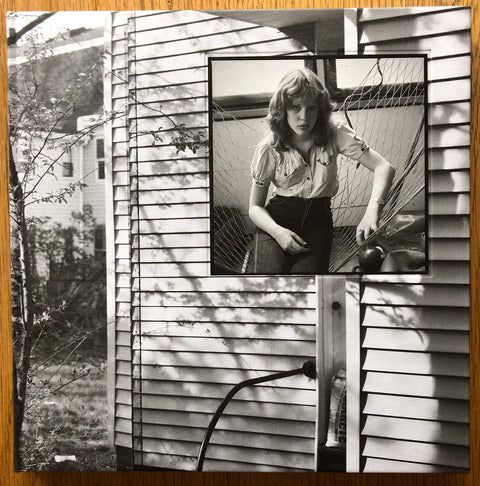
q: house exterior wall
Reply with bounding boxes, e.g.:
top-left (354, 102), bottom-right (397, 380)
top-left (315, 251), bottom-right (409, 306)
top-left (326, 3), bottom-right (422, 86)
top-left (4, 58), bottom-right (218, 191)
top-left (356, 6), bottom-right (470, 472)
top-left (107, 6), bottom-right (471, 473)
top-left (16, 125), bottom-right (106, 228)
top-left (18, 136), bottom-right (83, 224)
top-left (108, 10), bottom-right (323, 472)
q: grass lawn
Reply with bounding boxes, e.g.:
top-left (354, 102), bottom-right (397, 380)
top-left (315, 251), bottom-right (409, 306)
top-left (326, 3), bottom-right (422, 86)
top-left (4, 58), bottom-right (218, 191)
top-left (21, 358), bottom-right (116, 471)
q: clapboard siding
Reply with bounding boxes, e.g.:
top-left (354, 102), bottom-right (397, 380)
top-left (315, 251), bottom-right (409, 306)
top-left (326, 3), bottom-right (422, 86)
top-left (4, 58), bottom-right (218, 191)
top-left (363, 393), bottom-right (469, 423)
top-left (129, 276), bottom-right (315, 292)
top-left (428, 79), bottom-right (470, 104)
top-left (135, 449), bottom-right (311, 472)
top-left (123, 363), bottom-right (315, 390)
top-left (134, 20), bottom-right (257, 45)
top-left (361, 283), bottom-right (469, 307)
top-left (429, 193), bottom-right (469, 215)
top-left (362, 262), bottom-right (469, 285)
top-left (360, 6), bottom-right (468, 21)
top-left (135, 440), bottom-right (313, 468)
top-left (430, 239), bottom-right (469, 260)
top-left (120, 321), bottom-right (315, 341)
top-left (359, 8), bottom-right (470, 45)
top-left (363, 350), bottom-right (468, 377)
top-left (106, 12), bottom-right (134, 448)
top-left (117, 37), bottom-right (306, 76)
top-left (430, 215), bottom-right (469, 237)
top-left (133, 28), bottom-right (291, 59)
top-left (429, 104), bottom-right (470, 127)
top-left (130, 352), bottom-right (314, 371)
top-left (109, 7), bottom-right (471, 473)
top-left (130, 97), bottom-right (208, 118)
top-left (429, 124), bottom-right (470, 147)
top-left (358, 7), bottom-right (470, 472)
top-left (133, 144), bottom-right (208, 162)
top-left (362, 416), bottom-right (468, 446)
top-left (133, 218), bottom-right (209, 235)
top-left (115, 378), bottom-right (317, 404)
top-left (134, 232), bottom-right (210, 247)
top-left (363, 458), bottom-right (467, 473)
top-left (136, 306), bottom-right (316, 324)
top-left (135, 395), bottom-right (315, 421)
top-left (362, 32), bottom-right (470, 59)
top-left (120, 409), bottom-right (316, 437)
top-left (137, 425), bottom-right (315, 454)
top-left (136, 176), bottom-right (208, 192)
top-left (363, 372), bottom-right (468, 399)
top-left (128, 336), bottom-right (316, 355)
top-left (363, 305), bottom-right (469, 330)
top-left (362, 438), bottom-right (469, 469)
top-left (362, 328), bottom-right (468, 353)
top-left (110, 10), bottom-right (318, 472)
top-left (135, 160), bottom-right (209, 177)
top-left (429, 171), bottom-right (470, 193)
top-left (428, 56), bottom-right (471, 82)
top-left (134, 290), bottom-right (316, 308)
top-left (429, 148), bottom-right (470, 170)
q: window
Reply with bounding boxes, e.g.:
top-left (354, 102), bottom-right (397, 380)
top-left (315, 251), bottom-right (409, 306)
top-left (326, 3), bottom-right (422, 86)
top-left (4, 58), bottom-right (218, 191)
top-left (96, 138), bottom-right (105, 180)
top-left (211, 56), bottom-right (425, 118)
top-left (94, 225), bottom-right (106, 259)
top-left (62, 150), bottom-right (73, 178)
top-left (321, 57), bottom-right (425, 106)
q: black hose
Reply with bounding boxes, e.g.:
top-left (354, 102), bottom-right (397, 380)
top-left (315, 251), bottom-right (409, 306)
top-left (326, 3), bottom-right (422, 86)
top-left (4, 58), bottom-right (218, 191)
top-left (196, 360), bottom-right (316, 471)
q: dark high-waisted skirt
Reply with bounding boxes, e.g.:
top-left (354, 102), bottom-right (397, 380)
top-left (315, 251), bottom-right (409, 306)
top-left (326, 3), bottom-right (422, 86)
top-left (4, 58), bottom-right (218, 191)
top-left (251, 195), bottom-right (333, 275)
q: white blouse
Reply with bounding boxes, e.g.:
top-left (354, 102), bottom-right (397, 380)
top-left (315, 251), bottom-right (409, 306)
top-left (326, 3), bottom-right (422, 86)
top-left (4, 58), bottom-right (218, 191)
top-left (250, 120), bottom-right (370, 199)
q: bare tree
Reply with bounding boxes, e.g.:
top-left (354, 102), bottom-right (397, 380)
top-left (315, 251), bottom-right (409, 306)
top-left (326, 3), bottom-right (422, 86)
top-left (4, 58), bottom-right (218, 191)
top-left (7, 14), bottom-right (109, 469)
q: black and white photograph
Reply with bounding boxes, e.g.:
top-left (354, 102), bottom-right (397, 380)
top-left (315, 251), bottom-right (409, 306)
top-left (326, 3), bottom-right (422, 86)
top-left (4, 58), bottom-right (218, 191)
top-left (6, 7), bottom-right (471, 473)
top-left (210, 55), bottom-right (427, 275)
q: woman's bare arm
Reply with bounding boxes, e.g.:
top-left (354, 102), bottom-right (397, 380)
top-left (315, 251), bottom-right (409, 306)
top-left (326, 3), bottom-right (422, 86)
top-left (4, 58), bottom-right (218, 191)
top-left (355, 148), bottom-right (395, 244)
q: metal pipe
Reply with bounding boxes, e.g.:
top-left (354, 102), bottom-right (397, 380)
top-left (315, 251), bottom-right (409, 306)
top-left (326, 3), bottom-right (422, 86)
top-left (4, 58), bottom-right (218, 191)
top-left (196, 360), bottom-right (316, 471)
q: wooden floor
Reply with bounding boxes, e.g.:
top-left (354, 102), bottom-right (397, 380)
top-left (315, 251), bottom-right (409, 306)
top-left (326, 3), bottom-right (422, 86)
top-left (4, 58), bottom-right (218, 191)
top-left (1, 1), bottom-right (479, 485)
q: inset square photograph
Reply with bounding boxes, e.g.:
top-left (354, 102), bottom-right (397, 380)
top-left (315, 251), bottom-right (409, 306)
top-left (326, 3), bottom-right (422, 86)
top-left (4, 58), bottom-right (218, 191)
top-left (209, 56), bottom-right (427, 275)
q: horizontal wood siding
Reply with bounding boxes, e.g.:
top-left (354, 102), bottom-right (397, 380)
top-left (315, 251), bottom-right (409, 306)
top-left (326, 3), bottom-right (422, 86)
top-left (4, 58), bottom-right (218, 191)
top-left (110, 11), bottom-right (132, 455)
top-left (358, 6), bottom-right (470, 473)
top-left (112, 10), bottom-right (318, 472)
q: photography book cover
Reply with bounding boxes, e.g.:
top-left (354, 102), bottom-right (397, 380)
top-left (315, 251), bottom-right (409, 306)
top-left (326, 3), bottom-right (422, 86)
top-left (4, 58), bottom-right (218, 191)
top-left (6, 6), bottom-right (471, 472)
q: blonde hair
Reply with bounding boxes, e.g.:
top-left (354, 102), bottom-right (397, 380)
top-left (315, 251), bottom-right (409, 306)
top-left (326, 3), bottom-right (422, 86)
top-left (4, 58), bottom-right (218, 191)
top-left (267, 68), bottom-right (333, 151)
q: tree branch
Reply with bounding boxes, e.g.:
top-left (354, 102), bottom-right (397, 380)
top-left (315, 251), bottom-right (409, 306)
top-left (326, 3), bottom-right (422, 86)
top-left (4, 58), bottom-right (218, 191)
top-left (7, 13), bottom-right (56, 46)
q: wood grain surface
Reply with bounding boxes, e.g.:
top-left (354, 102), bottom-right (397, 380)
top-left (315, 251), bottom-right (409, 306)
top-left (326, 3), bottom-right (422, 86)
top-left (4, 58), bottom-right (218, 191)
top-left (1, 1), bottom-right (478, 485)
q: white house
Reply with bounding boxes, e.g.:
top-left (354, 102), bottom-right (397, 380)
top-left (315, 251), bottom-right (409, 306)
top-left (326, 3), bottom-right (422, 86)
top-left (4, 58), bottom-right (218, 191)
top-left (8, 26), bottom-right (107, 250)
top-left (104, 8), bottom-right (470, 472)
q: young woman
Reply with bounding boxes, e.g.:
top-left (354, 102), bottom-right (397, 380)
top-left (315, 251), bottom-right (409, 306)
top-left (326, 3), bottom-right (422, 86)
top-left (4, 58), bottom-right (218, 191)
top-left (248, 68), bottom-right (395, 274)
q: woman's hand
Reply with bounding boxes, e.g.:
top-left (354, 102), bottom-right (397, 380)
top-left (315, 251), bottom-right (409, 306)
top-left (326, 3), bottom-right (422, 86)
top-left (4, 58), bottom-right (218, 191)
top-left (356, 204), bottom-right (380, 245)
top-left (248, 184), bottom-right (309, 254)
top-left (273, 227), bottom-right (311, 254)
